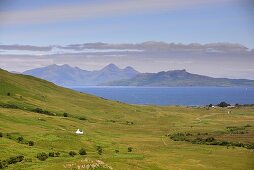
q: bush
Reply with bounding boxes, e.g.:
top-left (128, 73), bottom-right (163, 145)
top-left (69, 151), bottom-right (77, 157)
top-left (208, 104), bottom-right (213, 107)
top-left (28, 141), bottom-right (34, 146)
top-left (79, 148), bottom-right (87, 155)
top-left (0, 104), bottom-right (18, 109)
top-left (128, 147), bottom-right (133, 152)
top-left (7, 93), bottom-right (10, 96)
top-left (17, 136), bottom-right (24, 143)
top-left (63, 112), bottom-right (68, 117)
top-left (115, 150), bottom-right (119, 153)
top-left (205, 137), bottom-right (215, 142)
top-left (0, 132), bottom-right (2, 138)
top-left (0, 160), bottom-right (7, 169)
top-left (7, 155), bottom-right (24, 164)
top-left (48, 152), bottom-right (55, 157)
top-left (32, 108), bottom-right (55, 116)
top-left (37, 152), bottom-right (48, 161)
top-left (55, 152), bottom-right (60, 157)
top-left (79, 117), bottom-right (87, 120)
top-left (96, 146), bottom-right (103, 155)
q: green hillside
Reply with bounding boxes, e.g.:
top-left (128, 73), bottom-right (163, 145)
top-left (0, 68), bottom-right (254, 170)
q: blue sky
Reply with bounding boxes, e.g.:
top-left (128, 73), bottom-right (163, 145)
top-left (0, 0), bottom-right (254, 79)
top-left (0, 0), bottom-right (254, 48)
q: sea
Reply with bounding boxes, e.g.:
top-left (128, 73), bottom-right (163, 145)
top-left (70, 86), bottom-right (254, 106)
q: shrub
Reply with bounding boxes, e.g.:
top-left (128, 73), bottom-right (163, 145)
top-left (79, 148), bottom-right (87, 155)
top-left (0, 132), bottom-right (2, 138)
top-left (0, 104), bottom-right (19, 109)
top-left (7, 92), bottom-right (10, 96)
top-left (32, 108), bottom-right (55, 116)
top-left (96, 146), bottom-right (103, 155)
top-left (79, 117), bottom-right (87, 120)
top-left (128, 147), bottom-right (133, 152)
top-left (115, 150), bottom-right (119, 153)
top-left (55, 152), bottom-right (60, 157)
top-left (17, 136), bottom-right (24, 143)
top-left (0, 160), bottom-right (7, 169)
top-left (48, 152), bottom-right (55, 157)
top-left (7, 155), bottom-right (24, 164)
top-left (28, 141), bottom-right (34, 146)
top-left (208, 104), bottom-right (213, 107)
top-left (63, 112), bottom-right (68, 117)
top-left (69, 151), bottom-right (77, 157)
top-left (205, 137), bottom-right (215, 142)
top-left (37, 152), bottom-right (48, 161)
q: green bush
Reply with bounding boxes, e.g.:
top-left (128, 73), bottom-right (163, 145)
top-left (48, 152), bottom-right (55, 157)
top-left (7, 92), bottom-right (10, 96)
top-left (79, 148), bottom-right (87, 155)
top-left (37, 152), bottom-right (48, 161)
top-left (128, 147), bottom-right (133, 152)
top-left (32, 108), bottom-right (55, 116)
top-left (79, 117), bottom-right (87, 120)
top-left (0, 104), bottom-right (18, 109)
top-left (55, 152), bottom-right (60, 157)
top-left (205, 137), bottom-right (215, 142)
top-left (28, 141), bottom-right (34, 146)
top-left (0, 132), bottom-right (3, 138)
top-left (63, 112), bottom-right (68, 117)
top-left (17, 136), bottom-right (24, 143)
top-left (7, 155), bottom-right (24, 164)
top-left (0, 160), bottom-right (8, 169)
top-left (96, 146), bottom-right (103, 155)
top-left (69, 151), bottom-right (77, 157)
top-left (115, 150), bottom-right (119, 153)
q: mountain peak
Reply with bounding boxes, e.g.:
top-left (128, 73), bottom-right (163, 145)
top-left (102, 63), bottom-right (120, 71)
top-left (124, 66), bottom-right (139, 74)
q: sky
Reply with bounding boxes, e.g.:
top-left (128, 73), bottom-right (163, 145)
top-left (0, 0), bottom-right (254, 79)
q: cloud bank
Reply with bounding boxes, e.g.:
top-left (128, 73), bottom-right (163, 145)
top-left (0, 42), bottom-right (253, 79)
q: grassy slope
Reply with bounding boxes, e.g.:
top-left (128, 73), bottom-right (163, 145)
top-left (0, 69), bottom-right (254, 170)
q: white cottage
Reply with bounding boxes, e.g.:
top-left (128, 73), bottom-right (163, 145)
top-left (75, 129), bottom-right (84, 135)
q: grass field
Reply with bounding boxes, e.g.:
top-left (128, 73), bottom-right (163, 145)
top-left (0, 69), bottom-right (254, 170)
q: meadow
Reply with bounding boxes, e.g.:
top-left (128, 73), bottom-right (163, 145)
top-left (0, 68), bottom-right (253, 170)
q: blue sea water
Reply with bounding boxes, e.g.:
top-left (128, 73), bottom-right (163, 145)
top-left (71, 86), bottom-right (254, 106)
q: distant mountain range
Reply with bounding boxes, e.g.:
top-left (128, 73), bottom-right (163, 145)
top-left (106, 69), bottom-right (254, 87)
top-left (23, 64), bottom-right (139, 86)
top-left (23, 64), bottom-right (254, 87)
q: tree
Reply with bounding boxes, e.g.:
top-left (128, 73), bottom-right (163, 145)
top-left (217, 101), bottom-right (230, 107)
top-left (63, 112), bottom-right (68, 117)
top-left (208, 104), bottom-right (213, 107)
top-left (79, 148), bottom-right (87, 155)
